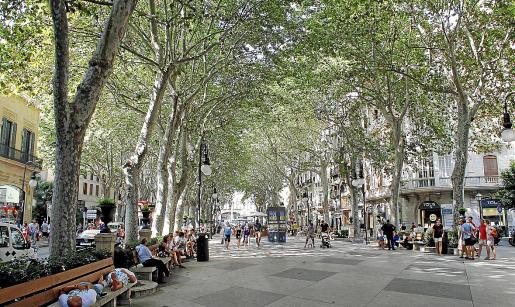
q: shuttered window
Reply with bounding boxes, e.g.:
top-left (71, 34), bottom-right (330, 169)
top-left (483, 155), bottom-right (498, 177)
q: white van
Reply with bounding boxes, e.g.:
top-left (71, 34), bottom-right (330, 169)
top-left (0, 222), bottom-right (34, 262)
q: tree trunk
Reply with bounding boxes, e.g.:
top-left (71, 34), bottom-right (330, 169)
top-left (451, 101), bottom-right (471, 224)
top-left (390, 121), bottom-right (405, 226)
top-left (124, 68), bottom-right (173, 242)
top-left (123, 164), bottom-right (141, 242)
top-left (50, 140), bottom-right (82, 257)
top-left (48, 0), bottom-right (136, 258)
top-left (320, 159), bottom-right (330, 222)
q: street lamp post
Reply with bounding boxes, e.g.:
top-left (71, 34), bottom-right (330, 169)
top-left (197, 139), bottom-right (212, 230)
top-left (18, 160), bottom-right (37, 226)
top-left (351, 161), bottom-right (367, 244)
top-left (501, 92), bottom-right (515, 142)
top-left (475, 192), bottom-right (483, 220)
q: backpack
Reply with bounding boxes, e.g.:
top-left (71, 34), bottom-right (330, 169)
top-left (491, 227), bottom-right (498, 238)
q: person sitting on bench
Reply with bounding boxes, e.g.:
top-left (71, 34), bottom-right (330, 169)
top-left (137, 237), bottom-right (169, 283)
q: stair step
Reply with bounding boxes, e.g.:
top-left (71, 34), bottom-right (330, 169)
top-left (131, 280), bottom-right (158, 298)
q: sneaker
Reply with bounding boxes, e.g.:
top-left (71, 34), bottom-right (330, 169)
top-left (484, 257), bottom-right (490, 260)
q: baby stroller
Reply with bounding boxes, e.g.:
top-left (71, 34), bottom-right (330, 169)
top-left (320, 232), bottom-right (332, 248)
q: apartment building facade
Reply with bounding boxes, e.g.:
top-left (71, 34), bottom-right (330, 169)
top-left (0, 96), bottom-right (42, 224)
top-left (366, 145), bottom-right (515, 230)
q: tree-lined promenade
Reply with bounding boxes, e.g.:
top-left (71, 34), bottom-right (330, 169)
top-left (1, 0), bottom-right (513, 258)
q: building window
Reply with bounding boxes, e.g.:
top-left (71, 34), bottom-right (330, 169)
top-left (95, 185), bottom-right (99, 197)
top-left (0, 117), bottom-right (16, 149)
top-left (483, 155), bottom-right (498, 177)
top-left (438, 155), bottom-right (452, 178)
top-left (90, 174), bottom-right (93, 180)
top-left (417, 158), bottom-right (435, 187)
top-left (21, 128), bottom-right (35, 161)
top-left (83, 183), bottom-right (87, 195)
top-left (89, 184), bottom-right (93, 195)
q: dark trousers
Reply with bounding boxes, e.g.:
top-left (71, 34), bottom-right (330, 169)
top-left (143, 258), bottom-right (169, 281)
top-left (386, 234), bottom-right (394, 250)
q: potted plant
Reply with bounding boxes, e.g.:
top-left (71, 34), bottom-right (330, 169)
top-left (421, 228), bottom-right (434, 252)
top-left (140, 204), bottom-right (151, 229)
top-left (98, 198), bottom-right (116, 233)
top-left (446, 230), bottom-right (459, 255)
top-left (458, 207), bottom-right (467, 216)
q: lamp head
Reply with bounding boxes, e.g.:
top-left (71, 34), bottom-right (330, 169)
top-left (29, 172), bottom-right (38, 188)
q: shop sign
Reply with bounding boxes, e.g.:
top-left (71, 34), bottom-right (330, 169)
top-left (419, 201), bottom-right (439, 210)
top-left (441, 204), bottom-right (454, 228)
top-left (480, 199), bottom-right (501, 208)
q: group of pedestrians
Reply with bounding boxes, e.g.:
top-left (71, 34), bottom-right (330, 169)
top-left (303, 220), bottom-right (331, 248)
top-left (21, 219), bottom-right (50, 245)
top-left (222, 220), bottom-right (262, 250)
top-left (459, 217), bottom-right (497, 260)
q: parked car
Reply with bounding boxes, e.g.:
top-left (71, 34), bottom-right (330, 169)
top-left (107, 222), bottom-right (124, 233)
top-left (76, 229), bottom-right (100, 247)
top-left (0, 222), bottom-right (34, 262)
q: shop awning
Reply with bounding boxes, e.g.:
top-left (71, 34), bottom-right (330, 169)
top-left (419, 201), bottom-right (440, 210)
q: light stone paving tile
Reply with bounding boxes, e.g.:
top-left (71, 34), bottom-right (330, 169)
top-left (132, 294), bottom-right (205, 307)
top-left (154, 278), bottom-right (234, 300)
top-left (193, 286), bottom-right (285, 307)
top-left (265, 296), bottom-right (340, 307)
top-left (367, 291), bottom-right (474, 307)
top-left (315, 271), bottom-right (394, 288)
top-left (289, 282), bottom-right (379, 307)
top-left (383, 278), bottom-right (471, 301)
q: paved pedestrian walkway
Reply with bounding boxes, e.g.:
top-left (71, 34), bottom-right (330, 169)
top-left (132, 235), bottom-right (515, 307)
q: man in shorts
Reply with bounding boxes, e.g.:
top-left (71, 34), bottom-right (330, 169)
top-left (461, 217), bottom-right (476, 260)
top-left (254, 220), bottom-right (262, 247)
top-left (223, 223), bottom-right (232, 250)
top-left (432, 219), bottom-right (444, 255)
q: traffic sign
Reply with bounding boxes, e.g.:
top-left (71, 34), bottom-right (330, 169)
top-left (497, 205), bottom-right (502, 214)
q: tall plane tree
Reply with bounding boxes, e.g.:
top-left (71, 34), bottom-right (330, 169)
top-left (48, 0), bottom-right (136, 257)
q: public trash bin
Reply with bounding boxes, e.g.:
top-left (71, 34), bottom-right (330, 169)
top-left (197, 233), bottom-right (209, 262)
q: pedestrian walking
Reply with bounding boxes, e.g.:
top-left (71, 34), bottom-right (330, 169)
top-left (223, 223), bottom-right (232, 250)
top-left (381, 220), bottom-right (395, 250)
top-left (254, 220), bottom-right (262, 247)
top-left (235, 225), bottom-right (242, 249)
top-left (486, 220), bottom-right (497, 260)
top-left (28, 219), bottom-right (39, 245)
top-left (304, 221), bottom-right (315, 248)
top-left (478, 219), bottom-right (489, 259)
top-left (41, 220), bottom-right (49, 240)
top-left (243, 224), bottom-right (250, 247)
top-left (432, 219), bottom-right (444, 255)
top-left (376, 220), bottom-right (385, 249)
top-left (461, 217), bottom-right (476, 260)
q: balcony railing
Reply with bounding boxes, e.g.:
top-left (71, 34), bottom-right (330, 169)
top-left (0, 143), bottom-right (42, 169)
top-left (401, 177), bottom-right (436, 189)
top-left (438, 176), bottom-right (499, 187)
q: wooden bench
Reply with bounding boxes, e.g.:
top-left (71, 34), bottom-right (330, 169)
top-left (0, 258), bottom-right (135, 307)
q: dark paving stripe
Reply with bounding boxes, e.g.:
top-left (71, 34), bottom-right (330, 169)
top-left (272, 268), bottom-right (337, 282)
top-left (383, 277), bottom-right (471, 301)
top-left (214, 261), bottom-right (255, 271)
top-left (193, 286), bottom-right (284, 307)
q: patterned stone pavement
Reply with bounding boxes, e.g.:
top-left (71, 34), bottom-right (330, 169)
top-left (132, 235), bottom-right (515, 307)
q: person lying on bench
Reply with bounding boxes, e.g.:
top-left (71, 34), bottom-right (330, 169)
top-left (58, 280), bottom-right (103, 307)
top-left (137, 237), bottom-right (169, 283)
top-left (104, 268), bottom-right (137, 291)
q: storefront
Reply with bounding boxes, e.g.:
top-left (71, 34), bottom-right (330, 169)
top-left (480, 199), bottom-right (505, 226)
top-left (418, 201), bottom-right (441, 228)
